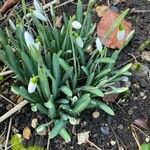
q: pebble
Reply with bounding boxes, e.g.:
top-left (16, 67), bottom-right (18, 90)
top-left (110, 140), bottom-right (116, 146)
top-left (136, 65), bottom-right (149, 77)
top-left (101, 126), bottom-right (110, 135)
top-left (119, 146), bottom-right (124, 150)
top-left (31, 118), bottom-right (38, 128)
top-left (145, 137), bottom-right (150, 142)
top-left (12, 126), bottom-right (19, 134)
top-left (142, 51), bottom-right (150, 63)
top-left (117, 124), bottom-right (123, 130)
top-left (6, 104), bottom-right (13, 110)
top-left (140, 92), bottom-right (145, 97)
top-left (92, 111), bottom-right (100, 118)
top-left (17, 96), bottom-right (24, 103)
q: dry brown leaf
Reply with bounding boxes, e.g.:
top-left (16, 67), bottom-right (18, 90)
top-left (95, 5), bottom-right (109, 17)
top-left (97, 8), bottom-right (132, 49)
top-left (55, 16), bottom-right (62, 28)
top-left (77, 131), bottom-right (90, 145)
top-left (133, 118), bottom-right (149, 129)
top-left (23, 127), bottom-right (32, 140)
top-left (0, 0), bottom-right (19, 13)
top-left (103, 93), bottom-right (119, 102)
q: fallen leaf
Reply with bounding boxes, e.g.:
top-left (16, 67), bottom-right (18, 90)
top-left (55, 16), bottom-right (62, 28)
top-left (95, 5), bottom-right (109, 17)
top-left (142, 51), bottom-right (150, 63)
top-left (112, 0), bottom-right (126, 5)
top-left (77, 131), bottom-right (90, 145)
top-left (103, 93), bottom-right (119, 102)
top-left (23, 127), bottom-right (32, 140)
top-left (133, 117), bottom-right (149, 129)
top-left (97, 9), bottom-right (132, 49)
top-left (0, 0), bottom-right (19, 13)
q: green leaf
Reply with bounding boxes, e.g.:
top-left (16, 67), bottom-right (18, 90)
top-left (52, 78), bottom-right (58, 99)
top-left (140, 143), bottom-right (150, 150)
top-left (91, 100), bottom-right (115, 116)
top-left (59, 58), bottom-right (70, 71)
top-left (76, 0), bottom-right (83, 23)
top-left (98, 57), bottom-right (115, 64)
top-left (38, 67), bottom-right (50, 99)
top-left (85, 72), bottom-right (94, 86)
top-left (117, 63), bottom-right (132, 75)
top-left (60, 86), bottom-right (73, 97)
top-left (72, 94), bottom-right (91, 114)
top-left (50, 120), bottom-right (66, 139)
top-left (62, 67), bottom-right (73, 84)
top-left (81, 86), bottom-right (104, 97)
top-left (81, 66), bottom-right (88, 76)
top-left (59, 128), bottom-right (71, 143)
top-left (96, 69), bottom-right (111, 79)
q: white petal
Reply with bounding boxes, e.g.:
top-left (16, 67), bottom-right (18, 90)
top-left (34, 0), bottom-right (42, 13)
top-left (9, 19), bottom-right (16, 30)
top-left (72, 21), bottom-right (82, 29)
top-left (117, 30), bottom-right (125, 41)
top-left (76, 36), bottom-right (84, 48)
top-left (33, 10), bottom-right (47, 22)
top-left (28, 82), bottom-right (37, 93)
top-left (96, 38), bottom-right (102, 52)
top-left (24, 31), bottom-right (35, 48)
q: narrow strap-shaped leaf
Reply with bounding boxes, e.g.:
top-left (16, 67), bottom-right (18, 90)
top-left (85, 72), bottom-right (94, 86)
top-left (38, 67), bottom-right (51, 99)
top-left (52, 53), bottom-right (61, 85)
top-left (59, 58), bottom-right (70, 71)
top-left (59, 128), bottom-right (71, 143)
top-left (72, 94), bottom-right (90, 114)
top-left (60, 86), bottom-right (73, 97)
top-left (91, 100), bottom-right (115, 116)
top-left (76, 0), bottom-right (83, 23)
top-left (95, 68), bottom-right (111, 79)
top-left (50, 119), bottom-right (66, 139)
top-left (62, 67), bottom-right (73, 84)
top-left (98, 57), bottom-right (115, 64)
top-left (81, 86), bottom-right (104, 97)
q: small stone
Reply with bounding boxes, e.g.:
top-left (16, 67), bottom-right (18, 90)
top-left (117, 124), bottom-right (123, 130)
top-left (143, 95), bottom-right (147, 100)
top-left (140, 92), bottom-right (145, 97)
top-left (92, 111), bottom-right (100, 118)
top-left (55, 16), bottom-right (62, 28)
top-left (101, 126), bottom-right (110, 135)
top-left (145, 137), bottom-right (150, 142)
top-left (136, 65), bottom-right (149, 77)
top-left (37, 128), bottom-right (47, 136)
top-left (23, 127), bottom-right (32, 140)
top-left (119, 146), bottom-right (124, 150)
top-left (142, 51), bottom-right (150, 63)
top-left (110, 140), bottom-right (116, 146)
top-left (10, 94), bottom-right (16, 101)
top-left (12, 126), bottom-right (19, 134)
top-left (31, 118), bottom-right (38, 128)
top-left (6, 104), bottom-right (13, 110)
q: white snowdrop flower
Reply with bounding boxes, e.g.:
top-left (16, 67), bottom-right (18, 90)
top-left (72, 21), bottom-right (82, 29)
top-left (76, 36), bottom-right (84, 48)
top-left (28, 76), bottom-right (38, 93)
top-left (33, 10), bottom-right (47, 22)
top-left (9, 19), bottom-right (16, 30)
top-left (24, 31), bottom-right (35, 48)
top-left (117, 24), bottom-right (125, 41)
top-left (34, 0), bottom-right (42, 13)
top-left (96, 38), bottom-right (102, 52)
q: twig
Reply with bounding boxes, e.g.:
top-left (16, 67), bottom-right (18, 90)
top-left (4, 118), bottom-right (12, 150)
top-left (131, 124), bottom-right (150, 138)
top-left (0, 100), bottom-right (28, 124)
top-left (131, 125), bottom-right (141, 150)
top-left (47, 127), bottom-right (51, 150)
top-left (0, 94), bottom-right (16, 105)
top-left (54, 0), bottom-right (74, 9)
top-left (131, 8), bottom-right (150, 13)
top-left (0, 70), bottom-right (13, 76)
top-left (87, 139), bottom-right (102, 150)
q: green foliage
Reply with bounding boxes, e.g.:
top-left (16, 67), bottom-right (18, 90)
top-left (141, 143), bottom-right (150, 150)
top-left (0, 0), bottom-right (134, 142)
top-left (10, 134), bottom-right (44, 150)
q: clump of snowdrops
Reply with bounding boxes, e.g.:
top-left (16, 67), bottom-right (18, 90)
top-left (0, 0), bottom-right (134, 142)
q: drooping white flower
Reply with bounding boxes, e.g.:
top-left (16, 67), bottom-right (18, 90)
top-left (76, 36), bottom-right (84, 48)
top-left (33, 10), bottom-right (47, 22)
top-left (96, 38), bottom-right (102, 52)
top-left (24, 31), bottom-right (35, 48)
top-left (9, 19), bottom-right (16, 30)
top-left (34, 0), bottom-right (42, 13)
top-left (28, 76), bottom-right (38, 93)
top-left (72, 21), bottom-right (82, 29)
top-left (117, 24), bottom-right (125, 41)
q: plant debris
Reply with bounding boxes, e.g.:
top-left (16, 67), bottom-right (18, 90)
top-left (77, 131), bottom-right (90, 145)
top-left (0, 0), bottom-right (19, 13)
top-left (97, 8), bottom-right (132, 49)
top-left (23, 127), bottom-right (32, 140)
top-left (133, 117), bottom-right (149, 129)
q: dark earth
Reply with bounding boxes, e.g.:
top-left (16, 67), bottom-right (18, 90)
top-left (0, 0), bottom-right (150, 150)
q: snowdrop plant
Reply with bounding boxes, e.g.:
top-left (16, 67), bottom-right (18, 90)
top-left (0, 0), bottom-right (134, 142)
